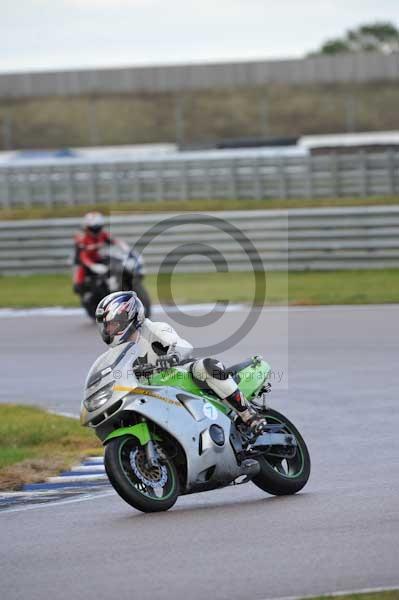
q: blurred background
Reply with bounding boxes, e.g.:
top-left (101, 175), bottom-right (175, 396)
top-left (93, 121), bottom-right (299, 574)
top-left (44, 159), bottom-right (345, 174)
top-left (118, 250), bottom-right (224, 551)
top-left (0, 3), bottom-right (399, 293)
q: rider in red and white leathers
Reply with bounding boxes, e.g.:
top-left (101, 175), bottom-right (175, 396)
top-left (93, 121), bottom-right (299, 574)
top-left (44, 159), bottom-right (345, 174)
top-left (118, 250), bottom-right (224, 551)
top-left (73, 212), bottom-right (128, 294)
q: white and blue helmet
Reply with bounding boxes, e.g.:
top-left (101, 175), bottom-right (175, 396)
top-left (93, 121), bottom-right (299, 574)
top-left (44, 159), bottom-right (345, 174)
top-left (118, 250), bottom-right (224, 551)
top-left (95, 291), bottom-right (145, 347)
top-left (83, 211), bottom-right (105, 234)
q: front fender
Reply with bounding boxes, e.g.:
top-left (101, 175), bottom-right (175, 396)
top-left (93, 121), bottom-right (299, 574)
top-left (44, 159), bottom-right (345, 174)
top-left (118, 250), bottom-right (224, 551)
top-left (104, 422), bottom-right (161, 446)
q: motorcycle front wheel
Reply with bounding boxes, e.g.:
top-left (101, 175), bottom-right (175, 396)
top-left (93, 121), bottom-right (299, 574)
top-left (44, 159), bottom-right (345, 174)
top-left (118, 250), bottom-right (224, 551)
top-left (104, 436), bottom-right (179, 512)
top-left (252, 409), bottom-right (311, 496)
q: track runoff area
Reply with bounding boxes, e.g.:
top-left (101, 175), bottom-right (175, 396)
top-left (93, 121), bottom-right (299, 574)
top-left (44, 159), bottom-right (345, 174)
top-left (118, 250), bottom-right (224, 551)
top-left (0, 303), bottom-right (398, 600)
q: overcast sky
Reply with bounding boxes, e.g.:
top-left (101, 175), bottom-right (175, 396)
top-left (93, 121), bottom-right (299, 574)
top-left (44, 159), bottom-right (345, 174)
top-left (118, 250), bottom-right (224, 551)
top-left (1, 0), bottom-right (398, 73)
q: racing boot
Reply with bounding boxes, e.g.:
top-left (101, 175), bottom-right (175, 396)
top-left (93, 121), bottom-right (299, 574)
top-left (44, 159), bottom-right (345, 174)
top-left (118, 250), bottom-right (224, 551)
top-left (225, 389), bottom-right (267, 435)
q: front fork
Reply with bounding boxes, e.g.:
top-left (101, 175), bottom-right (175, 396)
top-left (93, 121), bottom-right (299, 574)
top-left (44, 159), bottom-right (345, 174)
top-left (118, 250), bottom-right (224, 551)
top-left (145, 439), bottom-right (160, 467)
top-left (140, 417), bottom-right (160, 467)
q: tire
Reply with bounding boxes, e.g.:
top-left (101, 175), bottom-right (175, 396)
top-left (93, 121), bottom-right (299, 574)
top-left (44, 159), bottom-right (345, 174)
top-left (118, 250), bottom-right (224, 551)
top-left (104, 436), bottom-right (179, 513)
top-left (252, 409), bottom-right (311, 496)
top-left (132, 278), bottom-right (152, 318)
top-left (82, 297), bottom-right (98, 320)
top-left (81, 283), bottom-right (109, 320)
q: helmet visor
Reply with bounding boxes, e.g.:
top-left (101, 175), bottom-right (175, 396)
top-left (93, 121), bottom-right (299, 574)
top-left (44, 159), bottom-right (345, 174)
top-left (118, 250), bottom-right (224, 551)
top-left (103, 312), bottom-right (130, 337)
top-left (88, 225), bottom-right (103, 235)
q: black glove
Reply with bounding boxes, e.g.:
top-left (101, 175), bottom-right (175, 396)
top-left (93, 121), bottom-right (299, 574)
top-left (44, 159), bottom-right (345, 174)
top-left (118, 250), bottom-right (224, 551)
top-left (133, 364), bottom-right (155, 378)
top-left (156, 354), bottom-right (180, 370)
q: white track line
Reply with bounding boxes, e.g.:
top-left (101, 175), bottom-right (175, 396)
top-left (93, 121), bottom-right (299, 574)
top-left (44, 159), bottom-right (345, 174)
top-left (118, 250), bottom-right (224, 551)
top-left (0, 303), bottom-right (244, 318)
top-left (1, 303), bottom-right (398, 319)
top-left (68, 465), bottom-right (105, 473)
top-left (47, 474), bottom-right (108, 483)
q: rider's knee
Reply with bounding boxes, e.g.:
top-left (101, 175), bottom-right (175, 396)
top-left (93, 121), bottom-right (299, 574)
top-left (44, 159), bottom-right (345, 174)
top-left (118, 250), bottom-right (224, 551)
top-left (191, 358), bottom-right (229, 382)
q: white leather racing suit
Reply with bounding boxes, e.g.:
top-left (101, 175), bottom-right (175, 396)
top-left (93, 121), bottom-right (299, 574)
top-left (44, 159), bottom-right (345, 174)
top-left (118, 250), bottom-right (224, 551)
top-left (135, 319), bottom-right (253, 420)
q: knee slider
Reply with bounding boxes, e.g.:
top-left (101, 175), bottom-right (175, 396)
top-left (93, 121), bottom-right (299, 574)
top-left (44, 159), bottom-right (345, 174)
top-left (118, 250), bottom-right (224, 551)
top-left (203, 358), bottom-right (229, 381)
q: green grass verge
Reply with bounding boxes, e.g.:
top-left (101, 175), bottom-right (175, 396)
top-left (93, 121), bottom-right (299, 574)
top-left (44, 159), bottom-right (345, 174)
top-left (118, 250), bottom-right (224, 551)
top-left (307, 592), bottom-right (399, 600)
top-left (0, 404), bottom-right (100, 490)
top-left (1, 269), bottom-right (399, 307)
top-left (1, 196), bottom-right (399, 221)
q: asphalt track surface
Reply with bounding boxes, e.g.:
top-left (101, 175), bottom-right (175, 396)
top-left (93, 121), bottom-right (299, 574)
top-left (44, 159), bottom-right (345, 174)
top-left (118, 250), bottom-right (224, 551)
top-left (1, 305), bottom-right (399, 600)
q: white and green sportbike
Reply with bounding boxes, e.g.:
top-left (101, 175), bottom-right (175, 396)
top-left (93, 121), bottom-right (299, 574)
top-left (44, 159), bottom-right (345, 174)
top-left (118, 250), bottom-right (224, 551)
top-left (81, 343), bottom-right (311, 513)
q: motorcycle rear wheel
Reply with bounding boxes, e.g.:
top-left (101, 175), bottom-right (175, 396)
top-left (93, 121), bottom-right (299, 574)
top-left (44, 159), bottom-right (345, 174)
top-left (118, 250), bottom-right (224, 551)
top-left (104, 436), bottom-right (179, 512)
top-left (251, 409), bottom-right (311, 496)
top-left (129, 277), bottom-right (151, 318)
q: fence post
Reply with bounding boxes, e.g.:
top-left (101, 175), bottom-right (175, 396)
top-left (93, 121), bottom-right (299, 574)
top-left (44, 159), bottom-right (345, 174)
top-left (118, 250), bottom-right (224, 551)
top-left (132, 163), bottom-right (141, 202)
top-left (359, 151), bottom-right (368, 197)
top-left (88, 164), bottom-right (97, 203)
top-left (45, 166), bottom-right (53, 206)
top-left (228, 159), bottom-right (237, 199)
top-left (278, 157), bottom-right (287, 198)
top-left (180, 160), bottom-right (188, 200)
top-left (253, 157), bottom-right (262, 200)
top-left (155, 161), bottom-right (164, 202)
top-left (204, 161), bottom-right (212, 200)
top-left (387, 150), bottom-right (396, 196)
top-left (1, 168), bottom-right (11, 208)
top-left (23, 169), bottom-right (33, 207)
top-left (330, 153), bottom-right (339, 197)
top-left (306, 155), bottom-right (313, 198)
top-left (65, 165), bottom-right (76, 205)
top-left (110, 163), bottom-right (120, 203)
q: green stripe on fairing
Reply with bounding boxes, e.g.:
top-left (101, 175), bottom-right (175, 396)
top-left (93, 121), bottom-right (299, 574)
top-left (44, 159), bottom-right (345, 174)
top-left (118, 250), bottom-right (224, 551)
top-left (104, 422), bottom-right (161, 445)
top-left (149, 368), bottom-right (230, 414)
top-left (148, 358), bottom-right (271, 414)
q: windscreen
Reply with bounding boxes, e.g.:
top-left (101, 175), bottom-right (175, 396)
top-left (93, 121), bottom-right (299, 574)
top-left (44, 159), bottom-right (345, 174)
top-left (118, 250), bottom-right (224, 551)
top-left (85, 341), bottom-right (138, 389)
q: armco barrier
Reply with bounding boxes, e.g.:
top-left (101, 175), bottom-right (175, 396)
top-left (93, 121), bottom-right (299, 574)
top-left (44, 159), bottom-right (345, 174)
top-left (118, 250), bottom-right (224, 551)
top-left (1, 206), bottom-right (399, 274)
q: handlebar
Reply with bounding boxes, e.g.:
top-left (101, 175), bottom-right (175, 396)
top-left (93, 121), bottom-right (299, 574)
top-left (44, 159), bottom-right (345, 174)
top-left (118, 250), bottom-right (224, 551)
top-left (133, 355), bottom-right (180, 378)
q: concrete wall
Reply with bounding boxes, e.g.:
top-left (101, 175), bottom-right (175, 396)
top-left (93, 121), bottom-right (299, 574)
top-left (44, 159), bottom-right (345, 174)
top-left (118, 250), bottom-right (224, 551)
top-left (0, 52), bottom-right (398, 99)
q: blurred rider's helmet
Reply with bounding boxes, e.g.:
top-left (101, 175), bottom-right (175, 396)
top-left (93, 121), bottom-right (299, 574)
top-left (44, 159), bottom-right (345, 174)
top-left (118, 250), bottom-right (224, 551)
top-left (83, 212), bottom-right (105, 235)
top-left (95, 291), bottom-right (145, 347)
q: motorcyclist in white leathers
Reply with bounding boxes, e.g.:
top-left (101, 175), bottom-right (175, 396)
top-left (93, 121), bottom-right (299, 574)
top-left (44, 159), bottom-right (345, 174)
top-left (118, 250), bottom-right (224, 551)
top-left (95, 291), bottom-right (267, 434)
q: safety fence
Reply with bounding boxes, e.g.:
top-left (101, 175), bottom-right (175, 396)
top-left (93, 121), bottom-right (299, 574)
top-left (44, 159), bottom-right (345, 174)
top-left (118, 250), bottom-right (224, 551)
top-left (0, 206), bottom-right (399, 274)
top-left (0, 151), bottom-right (398, 208)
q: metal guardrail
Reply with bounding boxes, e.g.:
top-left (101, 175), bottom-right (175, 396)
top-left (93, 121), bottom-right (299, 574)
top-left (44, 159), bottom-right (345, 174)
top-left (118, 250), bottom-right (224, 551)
top-left (1, 52), bottom-right (398, 98)
top-left (1, 206), bottom-right (399, 274)
top-left (0, 151), bottom-right (398, 207)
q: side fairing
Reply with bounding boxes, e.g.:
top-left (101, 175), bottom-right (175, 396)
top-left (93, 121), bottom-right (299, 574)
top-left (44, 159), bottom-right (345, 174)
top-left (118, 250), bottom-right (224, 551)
top-left (110, 385), bottom-right (242, 491)
top-left (237, 359), bottom-right (271, 398)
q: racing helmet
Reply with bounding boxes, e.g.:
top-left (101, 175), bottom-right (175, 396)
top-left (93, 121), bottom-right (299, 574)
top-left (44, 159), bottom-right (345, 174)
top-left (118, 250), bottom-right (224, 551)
top-left (83, 212), bottom-right (105, 235)
top-left (95, 291), bottom-right (145, 347)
